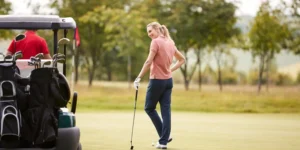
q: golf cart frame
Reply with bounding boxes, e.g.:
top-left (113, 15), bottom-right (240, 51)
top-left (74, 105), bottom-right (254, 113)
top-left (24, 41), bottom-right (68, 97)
top-left (0, 15), bottom-right (81, 150)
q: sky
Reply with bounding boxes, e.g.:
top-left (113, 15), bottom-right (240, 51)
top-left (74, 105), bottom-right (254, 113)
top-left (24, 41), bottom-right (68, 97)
top-left (6, 0), bottom-right (293, 16)
top-left (228, 0), bottom-right (292, 16)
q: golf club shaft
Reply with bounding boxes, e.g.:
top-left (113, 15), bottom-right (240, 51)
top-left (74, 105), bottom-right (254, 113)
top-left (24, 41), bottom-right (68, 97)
top-left (130, 89), bottom-right (138, 148)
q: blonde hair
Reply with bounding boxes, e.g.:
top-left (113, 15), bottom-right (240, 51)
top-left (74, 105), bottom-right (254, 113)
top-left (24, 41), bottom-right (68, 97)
top-left (147, 22), bottom-right (172, 40)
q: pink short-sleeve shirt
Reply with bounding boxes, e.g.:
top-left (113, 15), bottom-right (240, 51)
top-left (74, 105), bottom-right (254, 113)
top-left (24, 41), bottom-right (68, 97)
top-left (149, 36), bottom-right (177, 79)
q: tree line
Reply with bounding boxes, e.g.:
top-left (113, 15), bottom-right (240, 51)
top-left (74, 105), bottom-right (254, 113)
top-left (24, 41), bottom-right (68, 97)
top-left (0, 0), bottom-right (299, 93)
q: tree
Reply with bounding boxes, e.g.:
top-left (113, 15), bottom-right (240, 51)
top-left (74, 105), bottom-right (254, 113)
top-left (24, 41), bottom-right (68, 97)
top-left (0, 0), bottom-right (10, 14)
top-left (50, 0), bottom-right (131, 86)
top-left (79, 4), bottom-right (150, 87)
top-left (283, 0), bottom-right (300, 54)
top-left (160, 0), bottom-right (239, 91)
top-left (248, 1), bottom-right (291, 94)
top-left (296, 72), bottom-right (300, 84)
top-left (0, 0), bottom-right (12, 39)
top-left (203, 0), bottom-right (240, 92)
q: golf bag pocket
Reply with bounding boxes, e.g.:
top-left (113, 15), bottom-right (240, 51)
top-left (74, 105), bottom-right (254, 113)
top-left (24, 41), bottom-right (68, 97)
top-left (0, 62), bottom-right (17, 82)
top-left (0, 80), bottom-right (20, 148)
top-left (35, 107), bottom-right (58, 146)
top-left (24, 107), bottom-right (58, 147)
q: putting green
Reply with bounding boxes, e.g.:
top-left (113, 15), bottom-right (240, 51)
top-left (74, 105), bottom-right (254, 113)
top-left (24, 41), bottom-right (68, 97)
top-left (76, 112), bottom-right (300, 150)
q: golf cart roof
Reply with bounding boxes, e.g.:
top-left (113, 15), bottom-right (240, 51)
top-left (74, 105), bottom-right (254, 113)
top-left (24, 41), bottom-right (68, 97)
top-left (0, 15), bottom-right (76, 29)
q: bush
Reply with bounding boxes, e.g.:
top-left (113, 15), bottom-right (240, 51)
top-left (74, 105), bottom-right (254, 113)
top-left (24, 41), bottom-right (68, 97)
top-left (222, 71), bottom-right (238, 85)
top-left (296, 72), bottom-right (300, 84)
top-left (275, 73), bottom-right (294, 86)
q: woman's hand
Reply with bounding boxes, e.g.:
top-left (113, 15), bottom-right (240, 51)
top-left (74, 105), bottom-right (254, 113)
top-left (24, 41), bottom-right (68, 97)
top-left (133, 77), bottom-right (141, 90)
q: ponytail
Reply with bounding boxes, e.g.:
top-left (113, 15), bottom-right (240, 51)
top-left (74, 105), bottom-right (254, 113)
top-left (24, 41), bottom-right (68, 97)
top-left (160, 25), bottom-right (172, 40)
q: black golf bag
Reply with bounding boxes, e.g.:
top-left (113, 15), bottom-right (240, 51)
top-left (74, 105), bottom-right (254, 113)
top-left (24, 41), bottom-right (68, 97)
top-left (22, 67), bottom-right (69, 148)
top-left (0, 62), bottom-right (21, 148)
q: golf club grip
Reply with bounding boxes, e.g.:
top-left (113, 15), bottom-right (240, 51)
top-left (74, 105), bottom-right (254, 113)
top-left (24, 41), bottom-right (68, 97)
top-left (135, 89), bottom-right (138, 101)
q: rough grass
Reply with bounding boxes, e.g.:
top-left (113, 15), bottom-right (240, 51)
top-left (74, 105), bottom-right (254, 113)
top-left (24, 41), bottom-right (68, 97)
top-left (69, 81), bottom-right (300, 113)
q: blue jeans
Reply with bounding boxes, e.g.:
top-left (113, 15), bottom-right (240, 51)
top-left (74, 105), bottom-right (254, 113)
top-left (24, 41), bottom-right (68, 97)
top-left (144, 78), bottom-right (173, 145)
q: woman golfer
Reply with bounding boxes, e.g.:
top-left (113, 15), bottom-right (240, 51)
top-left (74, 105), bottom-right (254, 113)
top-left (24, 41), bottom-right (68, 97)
top-left (134, 22), bottom-right (185, 149)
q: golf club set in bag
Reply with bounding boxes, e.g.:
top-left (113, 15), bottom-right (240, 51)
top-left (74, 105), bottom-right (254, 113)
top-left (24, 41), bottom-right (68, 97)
top-left (0, 49), bottom-right (70, 148)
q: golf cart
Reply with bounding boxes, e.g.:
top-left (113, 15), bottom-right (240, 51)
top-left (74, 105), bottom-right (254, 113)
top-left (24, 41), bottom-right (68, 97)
top-left (0, 15), bottom-right (81, 150)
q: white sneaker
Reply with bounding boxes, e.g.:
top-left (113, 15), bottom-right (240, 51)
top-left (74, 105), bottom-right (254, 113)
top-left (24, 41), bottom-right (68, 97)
top-left (155, 142), bottom-right (167, 149)
top-left (168, 137), bottom-right (173, 143)
top-left (152, 138), bottom-right (172, 146)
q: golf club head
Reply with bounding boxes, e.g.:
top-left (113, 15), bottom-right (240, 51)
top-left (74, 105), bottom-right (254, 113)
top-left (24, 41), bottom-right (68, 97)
top-left (52, 53), bottom-right (65, 60)
top-left (4, 55), bottom-right (13, 61)
top-left (15, 34), bottom-right (25, 42)
top-left (52, 54), bottom-right (58, 59)
top-left (14, 51), bottom-right (23, 61)
top-left (58, 38), bottom-right (70, 45)
top-left (28, 61), bottom-right (36, 66)
top-left (30, 56), bottom-right (40, 63)
top-left (0, 53), bottom-right (5, 58)
top-left (15, 53), bottom-right (23, 60)
top-left (15, 51), bottom-right (22, 55)
top-left (56, 55), bottom-right (66, 60)
top-left (42, 61), bottom-right (52, 68)
top-left (56, 58), bottom-right (65, 65)
top-left (57, 53), bottom-right (65, 57)
top-left (53, 58), bottom-right (65, 68)
top-left (34, 53), bottom-right (44, 59)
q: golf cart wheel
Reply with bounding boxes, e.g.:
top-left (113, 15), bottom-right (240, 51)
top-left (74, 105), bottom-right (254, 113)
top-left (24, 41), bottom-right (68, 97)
top-left (77, 143), bottom-right (82, 150)
top-left (71, 92), bottom-right (77, 114)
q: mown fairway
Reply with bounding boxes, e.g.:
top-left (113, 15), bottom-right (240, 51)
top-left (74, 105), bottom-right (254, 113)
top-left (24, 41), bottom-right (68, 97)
top-left (71, 81), bottom-right (300, 149)
top-left (76, 112), bottom-right (300, 150)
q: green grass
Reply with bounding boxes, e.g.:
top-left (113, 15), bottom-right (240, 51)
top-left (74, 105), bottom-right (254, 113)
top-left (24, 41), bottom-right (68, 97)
top-left (77, 112), bottom-right (300, 150)
top-left (71, 81), bottom-right (300, 113)
top-left (72, 81), bottom-right (300, 149)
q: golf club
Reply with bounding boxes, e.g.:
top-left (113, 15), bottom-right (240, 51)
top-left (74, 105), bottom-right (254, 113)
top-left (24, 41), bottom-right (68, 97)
top-left (4, 55), bottom-right (12, 61)
top-left (30, 57), bottom-right (40, 63)
top-left (52, 53), bottom-right (65, 60)
top-left (52, 57), bottom-right (65, 68)
top-left (58, 38), bottom-right (70, 46)
top-left (58, 38), bottom-right (70, 76)
top-left (29, 57), bottom-right (39, 69)
top-left (57, 38), bottom-right (70, 59)
top-left (34, 53), bottom-right (44, 68)
top-left (52, 53), bottom-right (65, 65)
top-left (54, 58), bottom-right (65, 68)
top-left (0, 53), bottom-right (5, 59)
top-left (34, 53), bottom-right (44, 59)
top-left (28, 61), bottom-right (37, 69)
top-left (13, 51), bottom-right (23, 61)
top-left (42, 61), bottom-right (52, 68)
top-left (130, 88), bottom-right (139, 150)
top-left (55, 54), bottom-right (66, 60)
